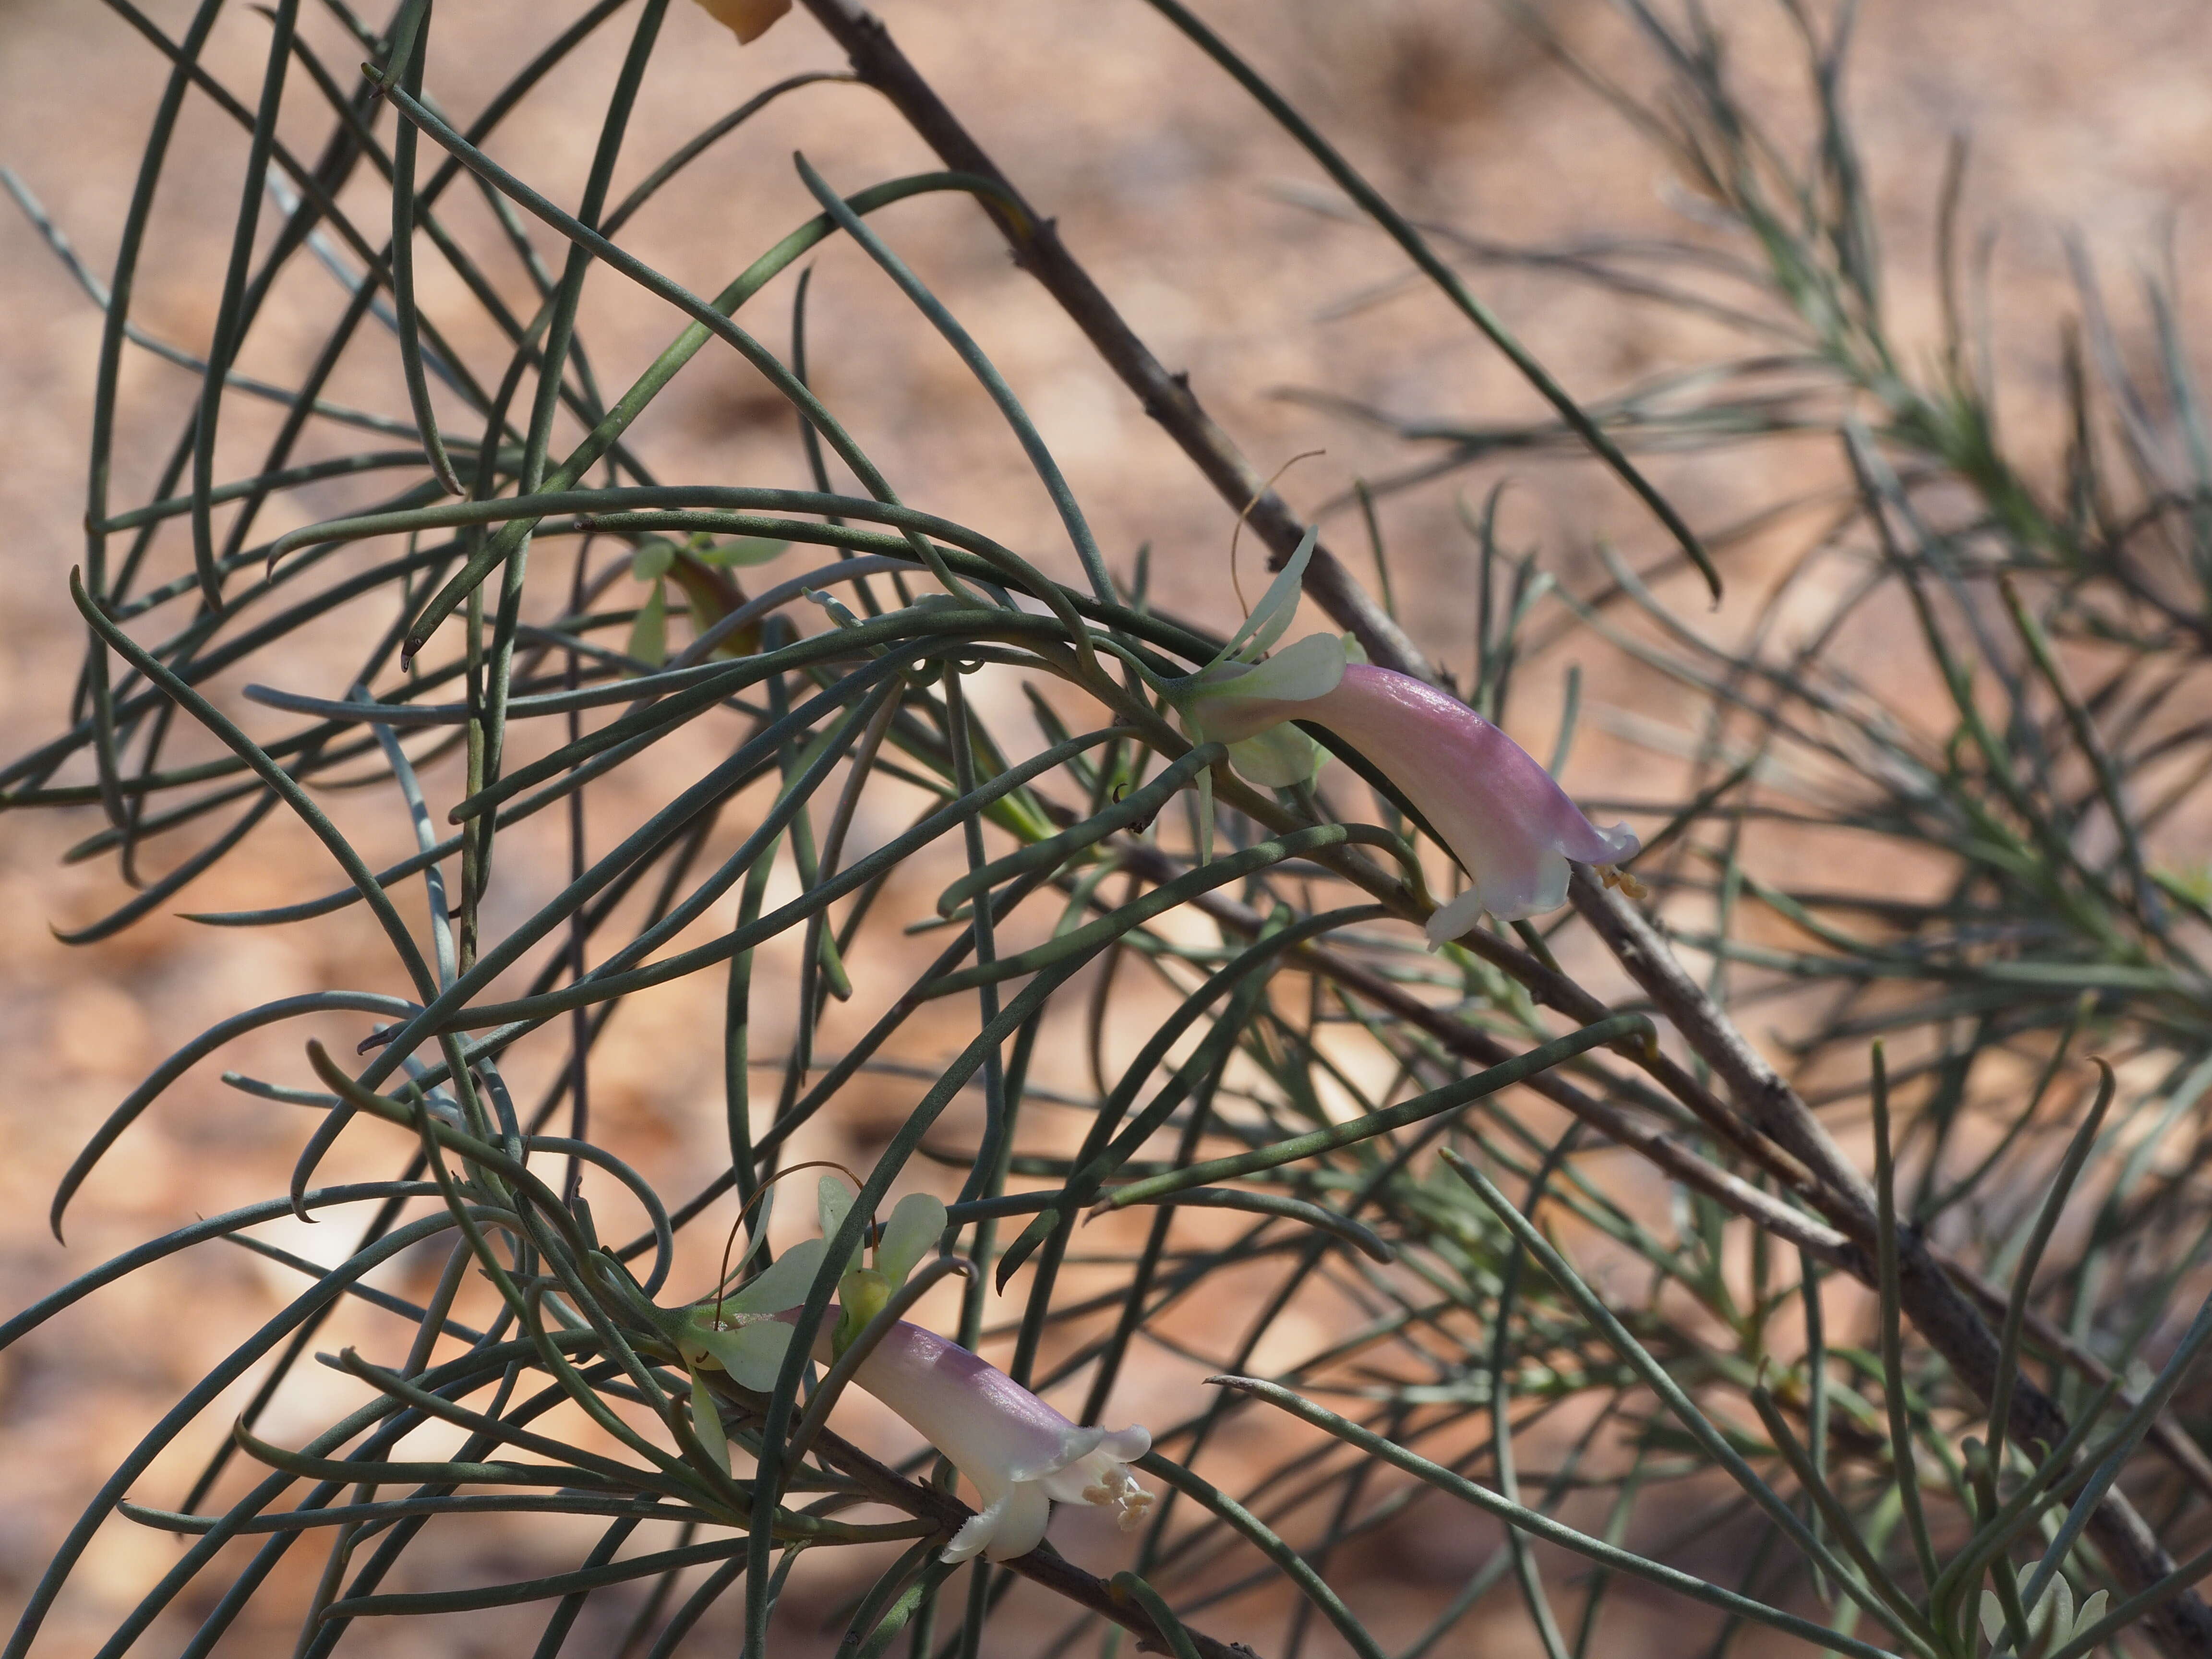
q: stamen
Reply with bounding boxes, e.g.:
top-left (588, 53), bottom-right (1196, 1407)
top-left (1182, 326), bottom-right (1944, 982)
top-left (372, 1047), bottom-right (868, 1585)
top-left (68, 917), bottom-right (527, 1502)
top-left (1600, 864), bottom-right (1649, 900)
top-left (1079, 1463), bottom-right (1155, 1532)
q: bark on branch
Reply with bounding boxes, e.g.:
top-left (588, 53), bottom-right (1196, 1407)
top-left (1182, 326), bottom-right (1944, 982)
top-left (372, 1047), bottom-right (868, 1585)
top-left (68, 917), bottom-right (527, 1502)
top-left (1569, 868), bottom-right (2212, 1659)
top-left (789, 5), bottom-right (2212, 1653)
top-left (794, 0), bottom-right (1430, 682)
top-left (805, 1419), bottom-right (1260, 1659)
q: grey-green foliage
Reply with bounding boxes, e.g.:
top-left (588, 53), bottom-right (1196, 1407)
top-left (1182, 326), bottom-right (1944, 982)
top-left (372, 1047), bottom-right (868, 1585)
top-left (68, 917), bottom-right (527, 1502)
top-left (5, 3), bottom-right (2212, 1659)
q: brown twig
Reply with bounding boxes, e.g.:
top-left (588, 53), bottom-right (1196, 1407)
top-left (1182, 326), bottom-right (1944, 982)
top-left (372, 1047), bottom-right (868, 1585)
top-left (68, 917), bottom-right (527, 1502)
top-left (1108, 842), bottom-right (1851, 1266)
top-left (1568, 867), bottom-right (2212, 1659)
top-left (800, 1417), bottom-right (1259, 1659)
top-left (793, 0), bottom-right (1430, 683)
top-left (1949, 1259), bottom-right (2212, 1505)
top-left (1118, 844), bottom-right (2212, 1514)
top-left (794, 7), bottom-right (2210, 1650)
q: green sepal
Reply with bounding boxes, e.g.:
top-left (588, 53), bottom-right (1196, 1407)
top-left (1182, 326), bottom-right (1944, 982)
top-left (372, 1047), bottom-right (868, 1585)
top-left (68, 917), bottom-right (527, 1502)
top-left (682, 1309), bottom-right (798, 1391)
top-left (685, 1359), bottom-right (732, 1476)
top-left (875, 1191), bottom-right (948, 1289)
top-left (833, 1267), bottom-right (892, 1361)
top-left (694, 535), bottom-right (789, 567)
top-left (627, 579), bottom-right (668, 667)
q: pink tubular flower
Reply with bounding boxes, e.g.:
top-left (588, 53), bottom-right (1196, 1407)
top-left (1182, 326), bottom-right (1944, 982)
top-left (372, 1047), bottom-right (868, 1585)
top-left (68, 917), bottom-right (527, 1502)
top-left (819, 1317), bottom-right (1153, 1563)
top-left (1190, 654), bottom-right (1639, 939)
top-left (1166, 528), bottom-right (1637, 939)
top-left (836, 1318), bottom-right (1150, 1566)
top-left (708, 1178), bottom-right (1153, 1564)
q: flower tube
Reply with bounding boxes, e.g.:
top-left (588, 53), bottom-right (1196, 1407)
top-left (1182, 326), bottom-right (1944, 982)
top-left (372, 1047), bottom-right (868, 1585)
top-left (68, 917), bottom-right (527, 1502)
top-left (808, 1313), bottom-right (1154, 1563)
top-left (809, 1178), bottom-right (1153, 1562)
top-left (1168, 533), bottom-right (1638, 939)
top-left (1191, 655), bottom-right (1638, 937)
top-left (692, 1176), bottom-right (1155, 1563)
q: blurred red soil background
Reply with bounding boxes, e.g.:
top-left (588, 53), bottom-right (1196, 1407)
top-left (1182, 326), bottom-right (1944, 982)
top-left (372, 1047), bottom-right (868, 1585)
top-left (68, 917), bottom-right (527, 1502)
top-left (1, 0), bottom-right (2209, 1652)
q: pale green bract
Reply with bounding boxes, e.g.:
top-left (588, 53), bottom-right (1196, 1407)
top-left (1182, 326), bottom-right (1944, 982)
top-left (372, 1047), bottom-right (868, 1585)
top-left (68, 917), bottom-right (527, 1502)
top-left (677, 1179), bottom-right (951, 1397)
top-left (1204, 630), bottom-right (1352, 788)
top-left (1201, 522), bottom-right (1318, 673)
top-left (876, 1190), bottom-right (950, 1289)
top-left (817, 1173), bottom-right (856, 1254)
top-left (693, 535), bottom-right (791, 567)
top-left (679, 1236), bottom-right (830, 1390)
top-left (1980, 1565), bottom-right (2108, 1658)
top-left (1157, 525), bottom-right (1343, 856)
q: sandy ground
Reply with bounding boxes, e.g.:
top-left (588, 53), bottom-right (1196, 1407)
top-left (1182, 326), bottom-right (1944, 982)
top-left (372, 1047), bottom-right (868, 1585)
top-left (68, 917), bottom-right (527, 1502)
top-left (2, 0), bottom-right (2209, 1653)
